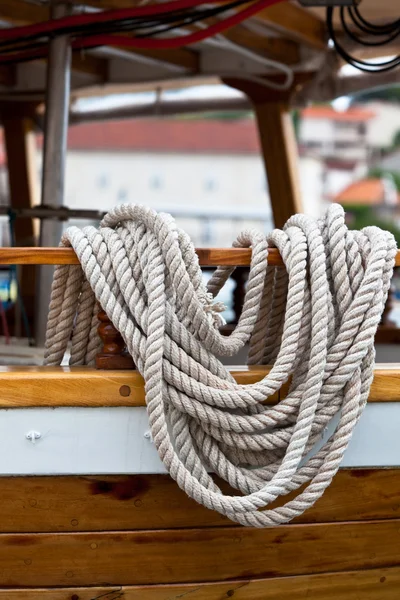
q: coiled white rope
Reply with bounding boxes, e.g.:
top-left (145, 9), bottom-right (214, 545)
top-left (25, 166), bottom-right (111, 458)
top-left (44, 203), bottom-right (396, 527)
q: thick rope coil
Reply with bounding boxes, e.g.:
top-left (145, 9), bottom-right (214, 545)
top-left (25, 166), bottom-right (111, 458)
top-left (44, 203), bottom-right (396, 527)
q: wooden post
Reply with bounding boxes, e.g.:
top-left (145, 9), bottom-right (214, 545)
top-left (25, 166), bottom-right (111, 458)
top-left (253, 102), bottom-right (303, 228)
top-left (96, 306), bottom-right (135, 370)
top-left (2, 113), bottom-right (39, 336)
top-left (223, 76), bottom-right (307, 229)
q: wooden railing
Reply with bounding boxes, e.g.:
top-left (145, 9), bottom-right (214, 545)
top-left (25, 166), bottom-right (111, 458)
top-left (0, 247), bottom-right (285, 266)
top-left (0, 247), bottom-right (399, 367)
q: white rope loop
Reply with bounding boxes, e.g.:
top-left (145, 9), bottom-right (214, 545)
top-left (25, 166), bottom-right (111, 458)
top-left (44, 203), bottom-right (396, 527)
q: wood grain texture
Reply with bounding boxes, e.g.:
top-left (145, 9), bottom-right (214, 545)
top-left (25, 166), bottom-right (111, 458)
top-left (0, 469), bottom-right (398, 533)
top-left (0, 365), bottom-right (396, 407)
top-left (2, 115), bottom-right (39, 326)
top-left (255, 4), bottom-right (326, 49)
top-left (253, 102), bottom-right (303, 228)
top-left (1, 566), bottom-right (399, 599)
top-left (0, 519), bottom-right (400, 586)
top-left (2, 246), bottom-right (400, 267)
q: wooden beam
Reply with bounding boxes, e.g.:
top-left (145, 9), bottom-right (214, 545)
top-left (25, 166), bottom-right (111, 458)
top-left (2, 116), bottom-right (39, 246)
top-left (0, 247), bottom-right (277, 266)
top-left (0, 65), bottom-right (16, 87)
top-left (253, 101), bottom-right (303, 228)
top-left (2, 114), bottom-right (39, 333)
top-left (254, 3), bottom-right (326, 49)
top-left (2, 246), bottom-right (400, 267)
top-left (0, 567), bottom-right (399, 600)
top-left (0, 365), bottom-right (395, 407)
top-left (223, 25), bottom-right (300, 65)
top-left (0, 469), bottom-right (397, 533)
top-left (0, 0), bottom-right (48, 24)
top-left (111, 47), bottom-right (199, 72)
top-left (0, 519), bottom-right (399, 586)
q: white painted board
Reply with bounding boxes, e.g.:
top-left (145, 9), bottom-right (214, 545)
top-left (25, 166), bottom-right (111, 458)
top-left (0, 404), bottom-right (398, 475)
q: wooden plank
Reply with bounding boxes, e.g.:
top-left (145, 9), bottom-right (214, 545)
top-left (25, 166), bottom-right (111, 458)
top-left (253, 102), bottom-right (303, 228)
top-left (0, 65), bottom-right (16, 86)
top-left (0, 365), bottom-right (397, 407)
top-left (0, 469), bottom-right (398, 533)
top-left (255, 3), bottom-right (326, 49)
top-left (2, 118), bottom-right (38, 248)
top-left (2, 246), bottom-right (400, 267)
top-left (221, 25), bottom-right (300, 66)
top-left (0, 247), bottom-right (271, 266)
top-left (0, 519), bottom-right (400, 586)
top-left (1, 566), bottom-right (400, 599)
top-left (2, 115), bottom-right (39, 333)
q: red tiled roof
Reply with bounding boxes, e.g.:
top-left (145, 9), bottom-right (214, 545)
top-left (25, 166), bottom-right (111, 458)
top-left (334, 178), bottom-right (399, 205)
top-left (301, 105), bottom-right (375, 122)
top-left (64, 118), bottom-right (262, 154)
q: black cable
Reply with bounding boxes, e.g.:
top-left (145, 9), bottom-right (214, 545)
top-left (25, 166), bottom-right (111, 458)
top-left (0, 0), bottom-right (250, 50)
top-left (353, 4), bottom-right (400, 34)
top-left (327, 7), bottom-right (400, 74)
top-left (341, 7), bottom-right (400, 48)
top-left (348, 7), bottom-right (399, 37)
top-left (0, 0), bottom-right (250, 59)
top-left (135, 0), bottom-right (248, 38)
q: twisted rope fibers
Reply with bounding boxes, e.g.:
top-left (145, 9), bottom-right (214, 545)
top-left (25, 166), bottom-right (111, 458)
top-left (44, 203), bottom-right (396, 527)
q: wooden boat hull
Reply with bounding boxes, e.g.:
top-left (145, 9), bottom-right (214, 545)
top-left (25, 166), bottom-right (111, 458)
top-left (0, 365), bottom-right (398, 597)
top-left (0, 469), bottom-right (398, 598)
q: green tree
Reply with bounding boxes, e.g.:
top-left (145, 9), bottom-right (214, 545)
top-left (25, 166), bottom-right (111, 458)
top-left (368, 168), bottom-right (400, 192)
top-left (344, 204), bottom-right (400, 246)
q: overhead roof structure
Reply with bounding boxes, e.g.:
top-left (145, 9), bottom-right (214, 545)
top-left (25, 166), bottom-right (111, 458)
top-left (0, 0), bottom-right (398, 104)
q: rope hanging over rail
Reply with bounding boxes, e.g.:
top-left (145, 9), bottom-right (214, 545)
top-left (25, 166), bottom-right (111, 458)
top-left (44, 203), bottom-right (396, 527)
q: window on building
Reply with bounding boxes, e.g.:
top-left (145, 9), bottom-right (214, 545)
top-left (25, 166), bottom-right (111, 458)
top-left (149, 175), bottom-right (163, 190)
top-left (358, 122), bottom-right (366, 135)
top-left (97, 174), bottom-right (109, 189)
top-left (204, 177), bottom-right (217, 192)
top-left (117, 188), bottom-right (128, 201)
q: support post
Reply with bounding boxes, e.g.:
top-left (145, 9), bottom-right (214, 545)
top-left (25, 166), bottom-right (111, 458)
top-left (223, 77), bottom-right (305, 229)
top-left (253, 102), bottom-right (303, 228)
top-left (2, 115), bottom-right (39, 335)
top-left (36, 1), bottom-right (72, 347)
top-left (96, 306), bottom-right (135, 370)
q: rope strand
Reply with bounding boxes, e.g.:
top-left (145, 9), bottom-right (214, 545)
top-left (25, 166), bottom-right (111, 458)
top-left (44, 203), bottom-right (396, 527)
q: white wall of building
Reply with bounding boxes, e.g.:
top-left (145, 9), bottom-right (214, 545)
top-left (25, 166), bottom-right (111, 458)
top-left (63, 149), bottom-right (324, 245)
top-left (298, 155), bottom-right (326, 218)
top-left (299, 116), bottom-right (369, 162)
top-left (366, 102), bottom-right (400, 149)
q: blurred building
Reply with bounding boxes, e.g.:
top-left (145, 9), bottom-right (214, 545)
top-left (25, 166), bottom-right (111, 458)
top-left (299, 103), bottom-right (400, 202)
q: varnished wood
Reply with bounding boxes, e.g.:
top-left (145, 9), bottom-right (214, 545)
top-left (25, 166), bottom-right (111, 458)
top-left (2, 246), bottom-right (400, 267)
top-left (0, 65), bottom-right (15, 87)
top-left (96, 307), bottom-right (135, 369)
top-left (2, 114), bottom-right (39, 333)
top-left (0, 365), bottom-right (396, 406)
top-left (0, 519), bottom-right (400, 586)
top-left (1, 566), bottom-right (399, 599)
top-left (253, 102), bottom-right (303, 228)
top-left (2, 117), bottom-right (39, 247)
top-left (255, 3), bottom-right (326, 49)
top-left (0, 365), bottom-right (389, 405)
top-left (0, 469), bottom-right (398, 533)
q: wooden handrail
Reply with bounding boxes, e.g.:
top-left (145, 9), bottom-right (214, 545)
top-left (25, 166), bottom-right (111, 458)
top-left (0, 247), bottom-right (277, 266)
top-left (1, 247), bottom-right (400, 267)
top-left (0, 365), bottom-right (396, 406)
